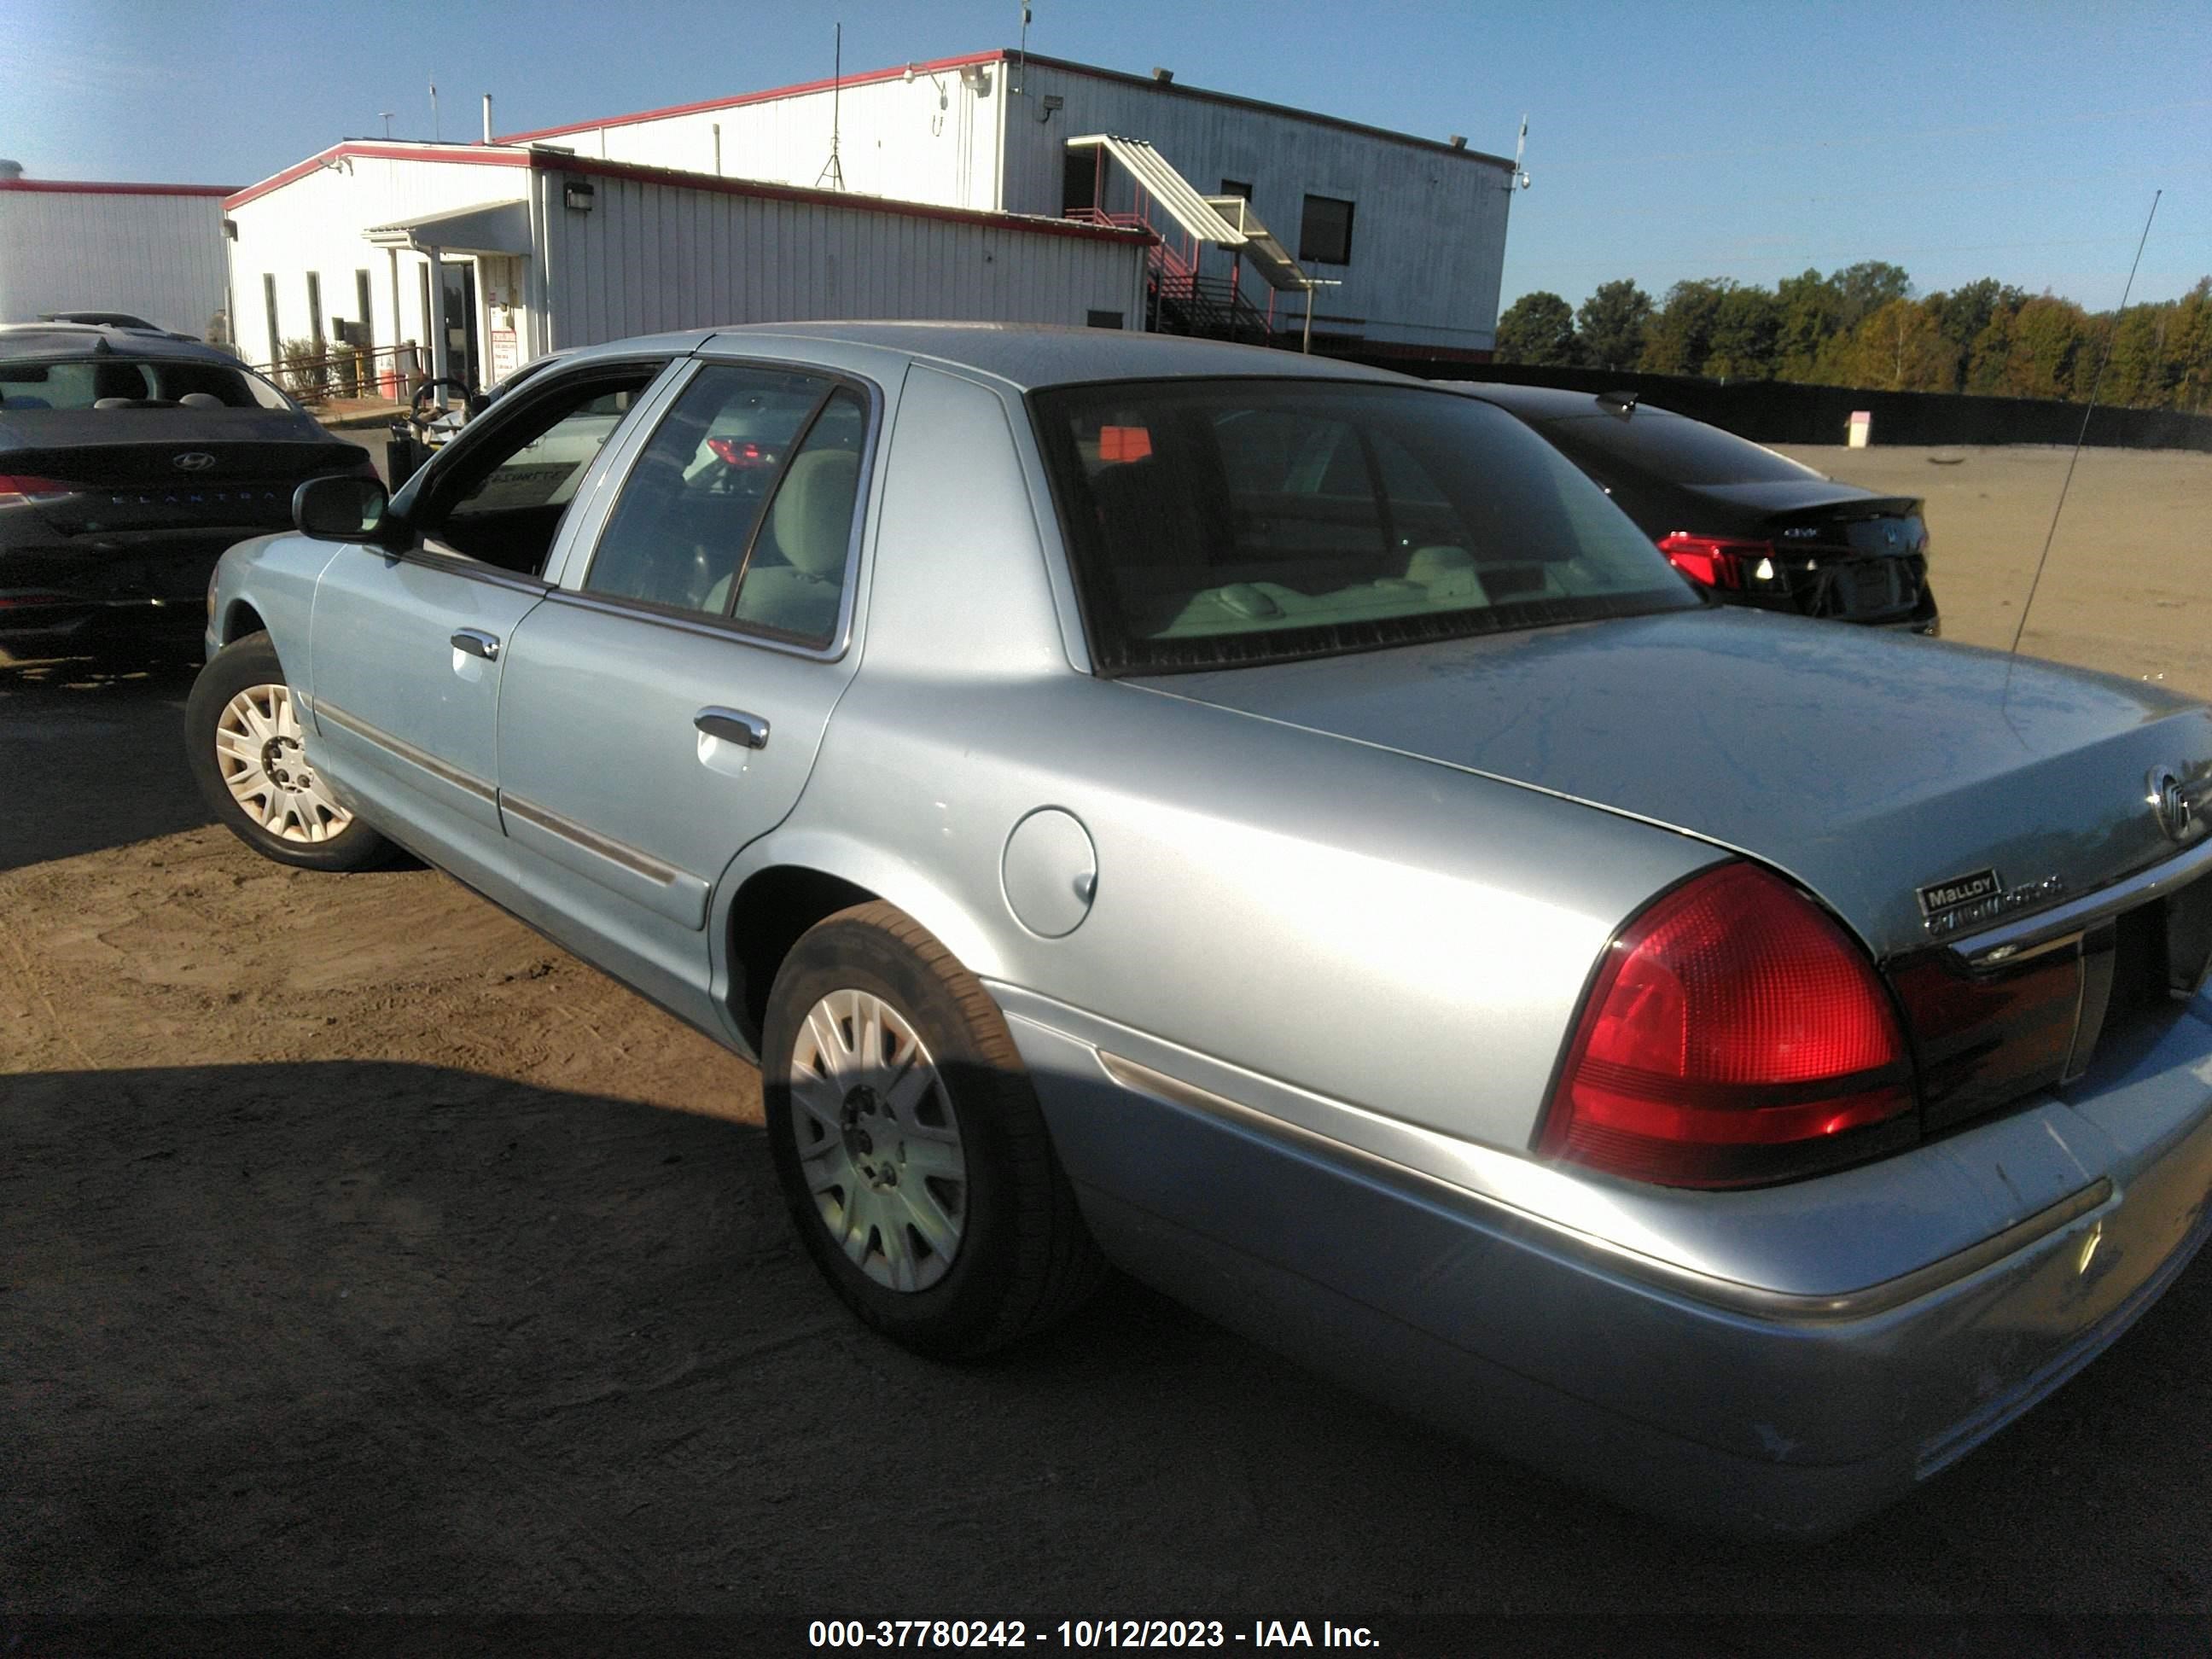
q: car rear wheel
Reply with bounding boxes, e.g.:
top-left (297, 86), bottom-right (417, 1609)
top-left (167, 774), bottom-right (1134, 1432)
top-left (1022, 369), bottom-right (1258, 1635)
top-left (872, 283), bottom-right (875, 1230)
top-left (185, 632), bottom-right (393, 871)
top-left (762, 901), bottom-right (1106, 1356)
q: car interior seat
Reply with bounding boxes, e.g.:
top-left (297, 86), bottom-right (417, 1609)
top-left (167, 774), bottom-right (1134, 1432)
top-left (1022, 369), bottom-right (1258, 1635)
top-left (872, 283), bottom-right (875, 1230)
top-left (723, 448), bottom-right (860, 640)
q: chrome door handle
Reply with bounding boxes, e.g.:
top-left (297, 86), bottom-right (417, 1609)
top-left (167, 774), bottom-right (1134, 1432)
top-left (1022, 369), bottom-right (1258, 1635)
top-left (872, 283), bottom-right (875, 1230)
top-left (695, 707), bottom-right (769, 750)
top-left (451, 628), bottom-right (501, 661)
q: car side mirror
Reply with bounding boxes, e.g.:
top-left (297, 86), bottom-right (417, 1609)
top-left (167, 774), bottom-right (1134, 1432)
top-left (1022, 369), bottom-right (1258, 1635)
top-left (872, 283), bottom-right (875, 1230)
top-left (294, 475), bottom-right (391, 543)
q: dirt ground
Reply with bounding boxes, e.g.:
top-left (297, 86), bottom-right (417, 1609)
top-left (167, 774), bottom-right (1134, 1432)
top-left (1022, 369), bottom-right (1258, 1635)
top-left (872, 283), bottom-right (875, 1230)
top-left (5, 444), bottom-right (2212, 1631)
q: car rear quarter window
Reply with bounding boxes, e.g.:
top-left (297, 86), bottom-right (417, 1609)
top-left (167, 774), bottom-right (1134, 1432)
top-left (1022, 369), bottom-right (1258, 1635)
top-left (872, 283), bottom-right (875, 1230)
top-left (582, 364), bottom-right (865, 644)
top-left (1033, 378), bottom-right (1695, 673)
top-left (1538, 408), bottom-right (1820, 486)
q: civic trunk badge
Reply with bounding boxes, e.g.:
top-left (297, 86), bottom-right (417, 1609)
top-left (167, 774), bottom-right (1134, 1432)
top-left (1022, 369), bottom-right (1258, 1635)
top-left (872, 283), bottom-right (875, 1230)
top-left (2149, 765), bottom-right (2208, 843)
top-left (172, 451), bottom-right (216, 472)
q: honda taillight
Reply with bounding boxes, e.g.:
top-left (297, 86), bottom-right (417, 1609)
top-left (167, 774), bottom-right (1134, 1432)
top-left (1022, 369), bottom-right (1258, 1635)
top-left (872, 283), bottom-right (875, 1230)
top-left (0, 474), bottom-right (72, 502)
top-left (707, 437), bottom-right (771, 467)
top-left (1657, 533), bottom-right (1773, 591)
top-left (1539, 863), bottom-right (1917, 1188)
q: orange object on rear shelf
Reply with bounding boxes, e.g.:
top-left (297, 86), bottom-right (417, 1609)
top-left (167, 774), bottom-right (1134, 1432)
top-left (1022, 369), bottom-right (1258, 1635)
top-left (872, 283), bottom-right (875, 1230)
top-left (1098, 425), bottom-right (1152, 463)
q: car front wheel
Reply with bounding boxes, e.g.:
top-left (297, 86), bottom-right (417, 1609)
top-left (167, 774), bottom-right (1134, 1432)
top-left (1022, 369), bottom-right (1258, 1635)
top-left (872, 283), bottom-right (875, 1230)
top-left (184, 632), bottom-right (393, 871)
top-left (762, 901), bottom-right (1105, 1356)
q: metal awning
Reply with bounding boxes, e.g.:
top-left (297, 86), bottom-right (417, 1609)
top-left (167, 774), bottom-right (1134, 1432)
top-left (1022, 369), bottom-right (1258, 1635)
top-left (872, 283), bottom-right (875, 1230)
top-left (1065, 135), bottom-right (1246, 247)
top-left (364, 199), bottom-right (533, 257)
top-left (1201, 195), bottom-right (1309, 293)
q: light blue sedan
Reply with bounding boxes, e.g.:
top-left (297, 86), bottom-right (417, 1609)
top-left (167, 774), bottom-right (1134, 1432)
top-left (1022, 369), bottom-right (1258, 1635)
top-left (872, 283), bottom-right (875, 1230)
top-left (189, 323), bottom-right (2212, 1538)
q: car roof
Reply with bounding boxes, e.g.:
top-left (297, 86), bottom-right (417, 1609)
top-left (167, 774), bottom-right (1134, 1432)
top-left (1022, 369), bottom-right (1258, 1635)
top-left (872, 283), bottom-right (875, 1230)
top-left (0, 322), bottom-right (238, 364)
top-left (1442, 381), bottom-right (1680, 423)
top-left (553, 322), bottom-right (1420, 394)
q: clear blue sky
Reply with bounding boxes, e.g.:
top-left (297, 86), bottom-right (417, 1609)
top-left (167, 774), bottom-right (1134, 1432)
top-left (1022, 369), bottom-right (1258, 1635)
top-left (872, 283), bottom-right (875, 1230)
top-left (12, 0), bottom-right (2211, 313)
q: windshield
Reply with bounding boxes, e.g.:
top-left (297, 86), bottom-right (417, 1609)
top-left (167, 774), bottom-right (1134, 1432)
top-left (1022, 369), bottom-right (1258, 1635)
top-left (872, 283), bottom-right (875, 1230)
top-left (0, 356), bottom-right (297, 413)
top-left (1033, 377), bottom-right (1697, 673)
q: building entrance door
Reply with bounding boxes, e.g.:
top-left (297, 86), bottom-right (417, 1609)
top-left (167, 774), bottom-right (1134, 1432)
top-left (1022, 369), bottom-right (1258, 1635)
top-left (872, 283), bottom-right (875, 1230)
top-left (439, 259), bottom-right (480, 390)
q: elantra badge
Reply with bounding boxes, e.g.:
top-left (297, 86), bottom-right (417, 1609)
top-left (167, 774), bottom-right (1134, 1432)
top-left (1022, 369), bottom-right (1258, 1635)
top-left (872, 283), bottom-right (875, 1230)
top-left (172, 451), bottom-right (216, 472)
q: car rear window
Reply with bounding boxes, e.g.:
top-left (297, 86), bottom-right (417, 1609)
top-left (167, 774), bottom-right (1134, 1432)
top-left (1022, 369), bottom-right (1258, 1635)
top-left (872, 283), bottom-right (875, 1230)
top-left (1534, 406), bottom-right (1820, 486)
top-left (1032, 378), bottom-right (1696, 673)
top-left (0, 357), bottom-right (295, 413)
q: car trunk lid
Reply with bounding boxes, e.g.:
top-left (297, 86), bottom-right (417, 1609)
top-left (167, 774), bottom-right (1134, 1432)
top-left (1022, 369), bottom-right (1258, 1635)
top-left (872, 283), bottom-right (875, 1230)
top-left (0, 410), bottom-right (365, 536)
top-left (1132, 608), bottom-right (2212, 964)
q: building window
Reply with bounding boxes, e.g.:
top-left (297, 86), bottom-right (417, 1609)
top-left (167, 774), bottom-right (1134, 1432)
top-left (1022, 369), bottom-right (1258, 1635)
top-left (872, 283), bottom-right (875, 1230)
top-left (1086, 310), bottom-right (1124, 330)
top-left (261, 274), bottom-right (279, 367)
top-left (1219, 178), bottom-right (1253, 201)
top-left (306, 271), bottom-right (324, 351)
top-left (1298, 194), bottom-right (1355, 265)
top-left (355, 270), bottom-right (375, 350)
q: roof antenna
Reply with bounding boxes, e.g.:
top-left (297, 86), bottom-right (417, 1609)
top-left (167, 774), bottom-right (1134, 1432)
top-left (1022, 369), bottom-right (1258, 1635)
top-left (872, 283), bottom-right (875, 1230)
top-left (816, 23), bottom-right (847, 190)
top-left (1505, 115), bottom-right (1531, 192)
top-left (2008, 189), bottom-right (2161, 663)
top-left (1016, 2), bottom-right (1031, 96)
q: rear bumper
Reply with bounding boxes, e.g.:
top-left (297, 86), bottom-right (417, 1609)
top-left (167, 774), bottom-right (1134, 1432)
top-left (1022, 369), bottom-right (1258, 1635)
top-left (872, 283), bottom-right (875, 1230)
top-left (1, 527), bottom-right (264, 649)
top-left (1004, 992), bottom-right (2212, 1540)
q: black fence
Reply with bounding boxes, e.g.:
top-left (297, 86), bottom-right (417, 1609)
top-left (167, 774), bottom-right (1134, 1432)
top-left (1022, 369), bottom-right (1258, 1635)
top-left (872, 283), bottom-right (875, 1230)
top-left (1353, 356), bottom-right (2212, 453)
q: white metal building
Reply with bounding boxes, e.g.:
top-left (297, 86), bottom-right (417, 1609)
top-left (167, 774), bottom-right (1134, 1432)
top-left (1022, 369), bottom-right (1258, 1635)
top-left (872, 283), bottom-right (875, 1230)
top-left (497, 48), bottom-right (1517, 358)
top-left (224, 143), bottom-right (1150, 391)
top-left (0, 172), bottom-right (234, 337)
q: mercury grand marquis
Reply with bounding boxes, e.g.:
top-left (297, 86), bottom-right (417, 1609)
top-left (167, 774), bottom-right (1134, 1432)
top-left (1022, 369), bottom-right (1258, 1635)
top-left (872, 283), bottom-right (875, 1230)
top-left (186, 323), bottom-right (2212, 1538)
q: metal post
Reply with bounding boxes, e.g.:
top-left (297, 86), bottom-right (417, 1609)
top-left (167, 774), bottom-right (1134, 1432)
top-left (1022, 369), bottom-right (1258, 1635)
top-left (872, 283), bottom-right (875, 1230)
top-left (426, 248), bottom-right (450, 389)
top-left (1301, 283), bottom-right (1314, 354)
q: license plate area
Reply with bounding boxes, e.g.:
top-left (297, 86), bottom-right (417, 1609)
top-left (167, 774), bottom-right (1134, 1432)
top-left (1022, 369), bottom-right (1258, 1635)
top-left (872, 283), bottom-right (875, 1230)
top-left (1895, 868), bottom-right (2212, 1132)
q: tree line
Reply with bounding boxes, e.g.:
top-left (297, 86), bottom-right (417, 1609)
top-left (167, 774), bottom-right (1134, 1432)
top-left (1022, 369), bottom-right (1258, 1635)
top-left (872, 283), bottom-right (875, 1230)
top-left (1494, 265), bottom-right (2212, 412)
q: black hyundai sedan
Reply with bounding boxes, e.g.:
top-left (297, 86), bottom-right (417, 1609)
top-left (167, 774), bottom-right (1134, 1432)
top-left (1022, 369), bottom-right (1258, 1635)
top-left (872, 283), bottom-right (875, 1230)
top-left (0, 323), bottom-right (376, 658)
top-left (1452, 381), bottom-right (1938, 633)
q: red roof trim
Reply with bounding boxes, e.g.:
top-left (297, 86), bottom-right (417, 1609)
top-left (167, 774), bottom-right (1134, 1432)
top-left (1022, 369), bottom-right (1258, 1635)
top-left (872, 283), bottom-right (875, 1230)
top-left (0, 178), bottom-right (238, 197)
top-left (224, 143), bottom-right (532, 211)
top-left (533, 152), bottom-right (1155, 246)
top-left (493, 49), bottom-right (1007, 143)
top-left (491, 45), bottom-right (1509, 168)
top-left (1016, 52), bottom-right (1514, 168)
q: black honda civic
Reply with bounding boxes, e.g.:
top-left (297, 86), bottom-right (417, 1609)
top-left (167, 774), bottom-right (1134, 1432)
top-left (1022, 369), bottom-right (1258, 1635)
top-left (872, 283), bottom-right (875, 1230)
top-left (1452, 381), bottom-right (1939, 633)
top-left (0, 323), bottom-right (377, 658)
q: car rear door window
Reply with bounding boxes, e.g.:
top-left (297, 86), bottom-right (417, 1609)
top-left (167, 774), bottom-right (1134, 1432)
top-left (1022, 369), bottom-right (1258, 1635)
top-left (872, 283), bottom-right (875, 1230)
top-left (583, 364), bottom-right (864, 643)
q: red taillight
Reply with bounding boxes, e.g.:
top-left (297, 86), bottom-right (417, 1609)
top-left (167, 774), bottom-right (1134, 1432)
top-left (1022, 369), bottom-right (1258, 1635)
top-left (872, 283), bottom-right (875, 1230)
top-left (0, 474), bottom-right (73, 502)
top-left (1539, 863), bottom-right (1917, 1188)
top-left (707, 437), bottom-right (771, 467)
top-left (1656, 532), bottom-right (1773, 591)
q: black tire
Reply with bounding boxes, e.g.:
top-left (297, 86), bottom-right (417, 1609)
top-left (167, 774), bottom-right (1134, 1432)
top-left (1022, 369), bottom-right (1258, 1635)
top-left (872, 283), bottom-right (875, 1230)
top-left (184, 631), bottom-right (395, 872)
top-left (763, 901), bottom-right (1106, 1357)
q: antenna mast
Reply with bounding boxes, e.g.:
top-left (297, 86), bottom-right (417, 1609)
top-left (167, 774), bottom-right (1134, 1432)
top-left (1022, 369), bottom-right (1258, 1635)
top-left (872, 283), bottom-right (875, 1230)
top-left (2008, 189), bottom-right (2162, 660)
top-left (817, 24), bottom-right (847, 190)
